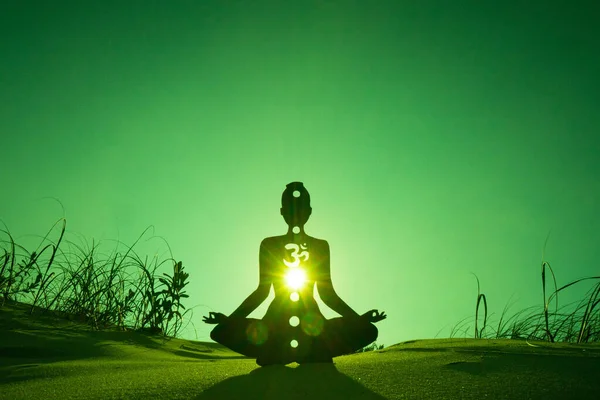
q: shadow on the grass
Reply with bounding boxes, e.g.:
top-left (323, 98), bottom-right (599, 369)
top-left (445, 352), bottom-right (600, 377)
top-left (195, 363), bottom-right (386, 400)
top-left (0, 302), bottom-right (163, 366)
top-left (0, 301), bottom-right (242, 377)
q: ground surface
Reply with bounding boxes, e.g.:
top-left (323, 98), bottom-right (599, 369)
top-left (1, 302), bottom-right (599, 399)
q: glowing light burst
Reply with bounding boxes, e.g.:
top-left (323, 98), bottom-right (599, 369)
top-left (285, 268), bottom-right (307, 290)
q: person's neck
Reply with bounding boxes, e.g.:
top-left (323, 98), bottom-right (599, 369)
top-left (286, 226), bottom-right (307, 237)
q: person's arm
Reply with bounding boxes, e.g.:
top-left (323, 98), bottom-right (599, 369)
top-left (228, 240), bottom-right (272, 318)
top-left (316, 241), bottom-right (360, 318)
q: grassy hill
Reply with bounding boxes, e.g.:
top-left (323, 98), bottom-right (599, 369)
top-left (2, 221), bottom-right (599, 398)
top-left (2, 301), bottom-right (600, 400)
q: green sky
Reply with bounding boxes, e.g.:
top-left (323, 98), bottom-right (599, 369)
top-left (1, 1), bottom-right (599, 347)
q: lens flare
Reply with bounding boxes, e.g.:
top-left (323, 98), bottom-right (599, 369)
top-left (245, 320), bottom-right (268, 345)
top-left (285, 268), bottom-right (306, 290)
top-left (301, 311), bottom-right (324, 337)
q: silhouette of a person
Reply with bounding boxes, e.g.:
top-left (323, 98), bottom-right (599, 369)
top-left (203, 182), bottom-right (386, 365)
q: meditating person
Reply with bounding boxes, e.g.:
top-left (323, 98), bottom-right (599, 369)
top-left (203, 181), bottom-right (386, 366)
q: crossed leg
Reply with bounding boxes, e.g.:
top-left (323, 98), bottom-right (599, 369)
top-left (210, 317), bottom-right (267, 358)
top-left (298, 317), bottom-right (379, 363)
top-left (210, 316), bottom-right (378, 365)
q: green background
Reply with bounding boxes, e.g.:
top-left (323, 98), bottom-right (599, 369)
top-left (1, 1), bottom-right (598, 347)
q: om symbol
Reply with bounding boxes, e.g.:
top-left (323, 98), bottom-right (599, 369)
top-left (283, 243), bottom-right (309, 268)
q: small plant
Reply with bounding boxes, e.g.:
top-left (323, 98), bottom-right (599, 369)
top-left (356, 342), bottom-right (384, 353)
top-left (137, 257), bottom-right (191, 337)
top-left (157, 260), bottom-right (190, 337)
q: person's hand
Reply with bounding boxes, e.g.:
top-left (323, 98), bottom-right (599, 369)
top-left (202, 312), bottom-right (227, 324)
top-left (362, 309), bottom-right (387, 323)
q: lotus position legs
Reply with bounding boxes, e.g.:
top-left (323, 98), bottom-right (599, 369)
top-left (209, 314), bottom-right (379, 365)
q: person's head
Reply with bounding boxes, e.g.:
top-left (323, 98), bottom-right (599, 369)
top-left (280, 182), bottom-right (312, 228)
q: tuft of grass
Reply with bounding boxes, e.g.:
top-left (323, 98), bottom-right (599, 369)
top-left (450, 234), bottom-right (599, 344)
top-left (0, 218), bottom-right (194, 339)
